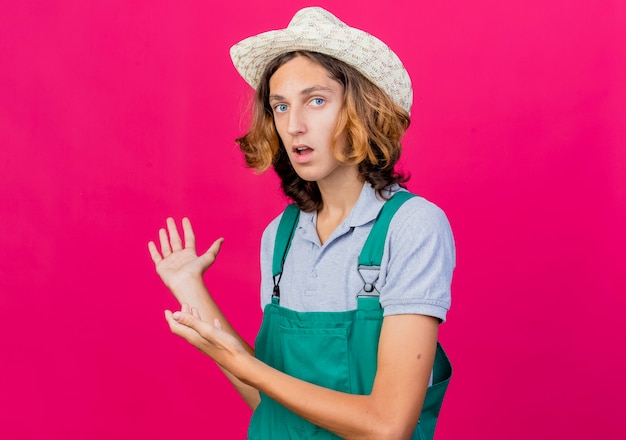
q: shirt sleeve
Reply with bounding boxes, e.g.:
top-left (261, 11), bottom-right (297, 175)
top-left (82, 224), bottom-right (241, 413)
top-left (378, 197), bottom-right (456, 321)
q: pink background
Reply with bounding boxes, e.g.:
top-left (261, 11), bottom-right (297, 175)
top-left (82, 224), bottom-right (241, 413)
top-left (1, 0), bottom-right (625, 438)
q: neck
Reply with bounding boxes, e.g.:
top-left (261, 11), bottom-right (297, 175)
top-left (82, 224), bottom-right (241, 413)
top-left (315, 166), bottom-right (364, 244)
top-left (317, 165), bottom-right (363, 217)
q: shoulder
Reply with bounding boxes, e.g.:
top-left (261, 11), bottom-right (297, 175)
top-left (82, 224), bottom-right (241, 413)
top-left (260, 210), bottom-right (285, 257)
top-left (389, 192), bottom-right (454, 240)
top-left (261, 211), bottom-right (284, 243)
top-left (378, 193), bottom-right (455, 320)
top-left (260, 205), bottom-right (306, 259)
top-left (384, 192), bottom-right (455, 266)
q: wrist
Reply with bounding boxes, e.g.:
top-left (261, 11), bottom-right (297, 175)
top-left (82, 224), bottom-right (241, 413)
top-left (169, 274), bottom-right (207, 303)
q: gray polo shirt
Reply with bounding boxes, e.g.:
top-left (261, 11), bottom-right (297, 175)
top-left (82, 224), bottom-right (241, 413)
top-left (260, 183), bottom-right (455, 321)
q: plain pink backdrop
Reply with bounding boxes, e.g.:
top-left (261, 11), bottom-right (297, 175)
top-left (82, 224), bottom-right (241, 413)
top-left (1, 1), bottom-right (625, 438)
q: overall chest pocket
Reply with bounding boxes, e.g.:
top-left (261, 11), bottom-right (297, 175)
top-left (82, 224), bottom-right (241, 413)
top-left (279, 325), bottom-right (351, 394)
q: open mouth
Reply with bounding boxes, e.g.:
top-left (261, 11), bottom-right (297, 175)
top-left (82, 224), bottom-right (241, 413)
top-left (294, 146), bottom-right (313, 155)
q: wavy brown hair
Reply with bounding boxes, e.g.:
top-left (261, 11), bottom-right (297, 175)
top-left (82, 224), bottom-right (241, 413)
top-left (236, 51), bottom-right (410, 212)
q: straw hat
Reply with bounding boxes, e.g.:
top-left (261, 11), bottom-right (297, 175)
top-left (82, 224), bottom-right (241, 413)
top-left (230, 7), bottom-right (413, 114)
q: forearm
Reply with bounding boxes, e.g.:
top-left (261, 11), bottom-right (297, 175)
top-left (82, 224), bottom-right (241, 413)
top-left (239, 355), bottom-right (421, 439)
top-left (169, 308), bottom-right (434, 436)
top-left (172, 276), bottom-right (260, 408)
top-left (150, 220), bottom-right (262, 408)
top-left (232, 315), bottom-right (437, 438)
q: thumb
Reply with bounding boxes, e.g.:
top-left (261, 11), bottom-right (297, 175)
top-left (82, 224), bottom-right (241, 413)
top-left (172, 310), bottom-right (199, 329)
top-left (199, 237), bottom-right (224, 267)
top-left (164, 309), bottom-right (201, 341)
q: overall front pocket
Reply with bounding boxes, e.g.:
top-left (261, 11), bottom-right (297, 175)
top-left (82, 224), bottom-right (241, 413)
top-left (279, 325), bottom-right (351, 393)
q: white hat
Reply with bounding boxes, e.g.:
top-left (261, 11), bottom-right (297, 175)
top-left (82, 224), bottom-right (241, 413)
top-left (230, 7), bottom-right (413, 114)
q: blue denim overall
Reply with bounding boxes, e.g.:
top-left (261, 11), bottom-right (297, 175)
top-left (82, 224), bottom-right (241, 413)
top-left (248, 192), bottom-right (452, 439)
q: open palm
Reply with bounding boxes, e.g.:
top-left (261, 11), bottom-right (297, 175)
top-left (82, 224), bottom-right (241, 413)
top-left (148, 217), bottom-right (223, 297)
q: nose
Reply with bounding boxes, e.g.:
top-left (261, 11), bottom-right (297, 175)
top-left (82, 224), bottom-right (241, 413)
top-left (286, 107), bottom-right (306, 137)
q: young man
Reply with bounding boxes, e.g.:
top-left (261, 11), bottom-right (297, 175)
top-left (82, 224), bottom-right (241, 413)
top-left (149, 7), bottom-right (455, 439)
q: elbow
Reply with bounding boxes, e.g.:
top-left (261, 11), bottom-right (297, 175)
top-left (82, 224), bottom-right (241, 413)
top-left (364, 420), bottom-right (415, 440)
top-left (382, 426), bottom-right (414, 440)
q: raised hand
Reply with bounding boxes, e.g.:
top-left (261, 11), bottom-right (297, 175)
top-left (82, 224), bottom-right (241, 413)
top-left (148, 217), bottom-right (223, 302)
top-left (149, 218), bottom-right (261, 408)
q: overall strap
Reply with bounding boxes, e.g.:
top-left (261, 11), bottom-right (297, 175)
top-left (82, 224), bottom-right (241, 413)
top-left (271, 191), bottom-right (416, 301)
top-left (358, 191), bottom-right (416, 267)
top-left (271, 204), bottom-right (300, 298)
top-left (356, 191), bottom-right (416, 303)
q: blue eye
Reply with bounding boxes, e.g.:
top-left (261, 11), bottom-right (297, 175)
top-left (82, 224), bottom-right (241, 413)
top-left (274, 104), bottom-right (288, 113)
top-left (311, 98), bottom-right (324, 106)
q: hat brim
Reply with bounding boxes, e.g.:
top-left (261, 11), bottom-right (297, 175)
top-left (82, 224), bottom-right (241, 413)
top-left (230, 8), bottom-right (412, 114)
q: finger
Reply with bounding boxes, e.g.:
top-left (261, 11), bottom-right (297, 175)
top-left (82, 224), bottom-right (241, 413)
top-left (165, 310), bottom-right (201, 341)
top-left (172, 309), bottom-right (216, 340)
top-left (167, 218), bottom-right (183, 251)
top-left (182, 217), bottom-right (196, 250)
top-left (147, 241), bottom-right (162, 264)
top-left (214, 318), bottom-right (223, 330)
top-left (159, 227), bottom-right (172, 257)
top-left (181, 303), bottom-right (190, 314)
top-left (199, 237), bottom-right (225, 266)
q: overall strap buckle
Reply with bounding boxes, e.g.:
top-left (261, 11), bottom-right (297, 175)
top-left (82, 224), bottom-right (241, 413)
top-left (357, 265), bottom-right (381, 298)
top-left (272, 277), bottom-right (281, 299)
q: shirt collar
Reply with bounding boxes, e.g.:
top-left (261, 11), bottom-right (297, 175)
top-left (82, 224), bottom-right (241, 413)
top-left (299, 183), bottom-right (396, 236)
top-left (345, 183), bottom-right (388, 228)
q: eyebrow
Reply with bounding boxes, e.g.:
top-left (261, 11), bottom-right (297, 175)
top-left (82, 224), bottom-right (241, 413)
top-left (269, 85), bottom-right (334, 103)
